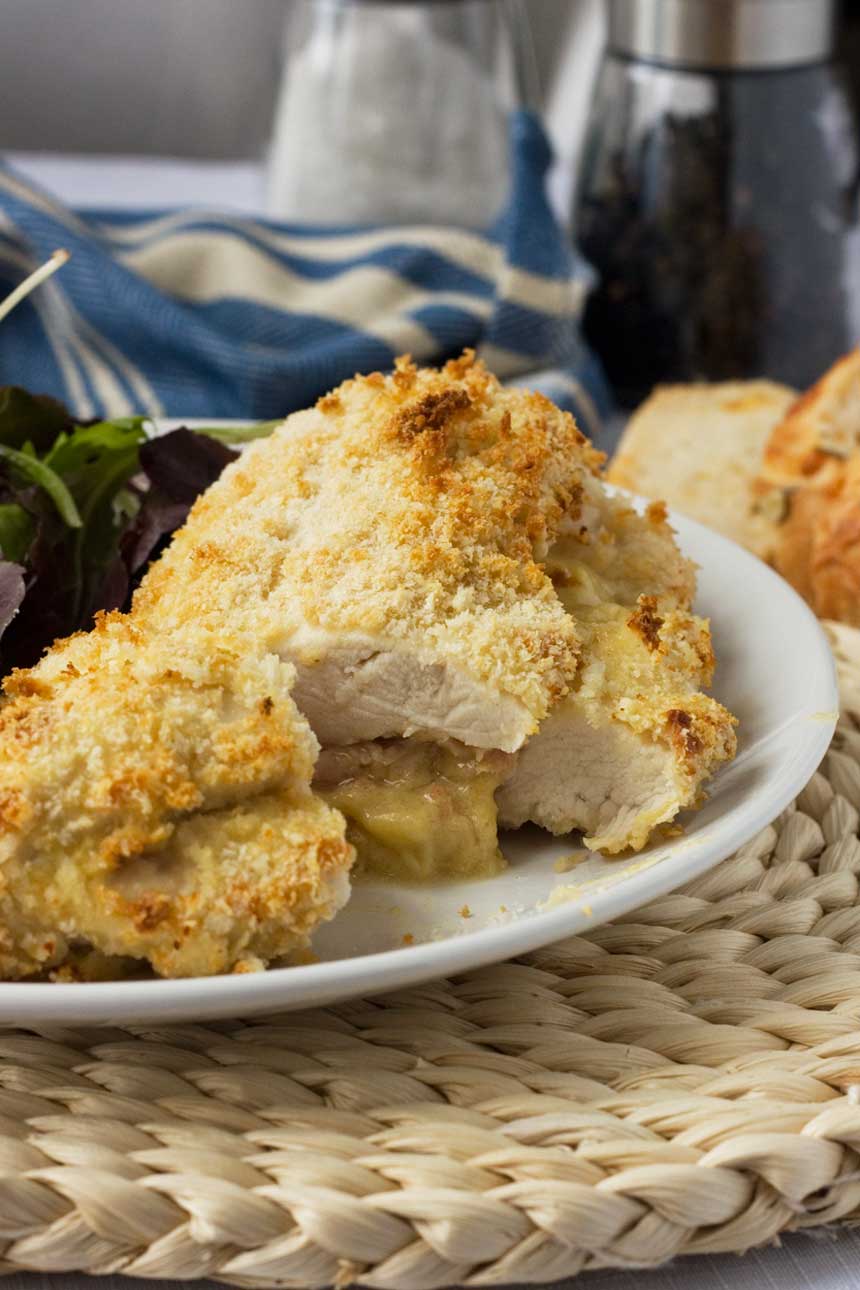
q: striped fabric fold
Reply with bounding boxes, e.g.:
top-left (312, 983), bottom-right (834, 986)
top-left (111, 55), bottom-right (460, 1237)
top-left (0, 111), bottom-right (610, 438)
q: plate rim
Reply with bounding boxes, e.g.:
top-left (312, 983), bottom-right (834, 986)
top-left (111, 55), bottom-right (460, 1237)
top-left (0, 500), bottom-right (838, 1022)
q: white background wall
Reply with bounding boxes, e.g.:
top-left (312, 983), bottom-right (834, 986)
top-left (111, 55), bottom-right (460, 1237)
top-left (0, 0), bottom-right (601, 162)
top-left (0, 0), bottom-right (289, 158)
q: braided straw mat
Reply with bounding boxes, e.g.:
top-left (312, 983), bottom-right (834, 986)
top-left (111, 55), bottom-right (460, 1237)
top-left (1, 623), bottom-right (860, 1288)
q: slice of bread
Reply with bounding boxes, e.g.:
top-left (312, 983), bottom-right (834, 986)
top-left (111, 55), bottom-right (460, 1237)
top-left (607, 381), bottom-right (797, 555)
top-left (607, 358), bottom-right (860, 627)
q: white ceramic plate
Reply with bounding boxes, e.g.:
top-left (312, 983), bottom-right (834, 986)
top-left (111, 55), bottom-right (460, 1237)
top-left (0, 499), bottom-right (837, 1025)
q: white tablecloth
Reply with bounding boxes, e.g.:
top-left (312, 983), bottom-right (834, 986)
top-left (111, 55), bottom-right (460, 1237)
top-left (2, 153), bottom-right (857, 1290)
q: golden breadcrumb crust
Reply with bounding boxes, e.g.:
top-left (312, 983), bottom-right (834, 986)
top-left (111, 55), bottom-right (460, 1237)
top-left (0, 615), bottom-right (352, 978)
top-left (136, 352), bottom-right (604, 728)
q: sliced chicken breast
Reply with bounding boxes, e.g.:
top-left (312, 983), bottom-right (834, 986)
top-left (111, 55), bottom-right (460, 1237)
top-left (137, 352), bottom-right (733, 864)
top-left (135, 353), bottom-right (594, 755)
top-left (499, 489), bottom-right (736, 851)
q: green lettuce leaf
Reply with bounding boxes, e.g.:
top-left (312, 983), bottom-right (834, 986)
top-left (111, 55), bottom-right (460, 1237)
top-left (0, 503), bottom-right (35, 563)
top-left (0, 393), bottom-right (273, 673)
top-left (0, 443), bottom-right (81, 526)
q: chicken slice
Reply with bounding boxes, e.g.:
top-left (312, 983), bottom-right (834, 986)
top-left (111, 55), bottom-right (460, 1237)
top-left (498, 490), bottom-right (737, 852)
top-left (0, 615), bottom-right (352, 979)
top-left (135, 353), bottom-right (595, 754)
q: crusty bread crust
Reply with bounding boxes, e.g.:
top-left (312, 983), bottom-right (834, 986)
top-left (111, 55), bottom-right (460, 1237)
top-left (756, 348), bottom-right (860, 625)
top-left (808, 455), bottom-right (860, 623)
top-left (761, 349), bottom-right (860, 485)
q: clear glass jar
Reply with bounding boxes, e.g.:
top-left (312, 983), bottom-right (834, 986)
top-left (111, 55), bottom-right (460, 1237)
top-left (266, 0), bottom-right (535, 227)
top-left (573, 1), bottom-right (860, 408)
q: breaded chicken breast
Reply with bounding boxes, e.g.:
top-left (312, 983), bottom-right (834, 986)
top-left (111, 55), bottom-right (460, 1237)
top-left (137, 353), bottom-right (590, 753)
top-left (136, 352), bottom-right (735, 868)
top-left (0, 617), bottom-right (352, 978)
top-left (0, 353), bottom-right (736, 979)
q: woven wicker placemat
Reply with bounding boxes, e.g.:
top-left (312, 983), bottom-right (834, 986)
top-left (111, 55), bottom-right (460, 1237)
top-left (1, 623), bottom-right (860, 1288)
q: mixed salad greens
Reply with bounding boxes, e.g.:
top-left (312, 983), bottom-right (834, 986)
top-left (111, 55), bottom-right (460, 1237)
top-left (0, 252), bottom-right (277, 672)
top-left (0, 391), bottom-right (278, 672)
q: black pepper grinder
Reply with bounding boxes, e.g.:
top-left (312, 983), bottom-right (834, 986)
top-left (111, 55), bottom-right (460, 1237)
top-left (574, 0), bottom-right (860, 409)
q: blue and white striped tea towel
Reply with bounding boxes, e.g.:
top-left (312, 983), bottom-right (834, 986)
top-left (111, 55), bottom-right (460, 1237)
top-left (0, 112), bottom-right (610, 440)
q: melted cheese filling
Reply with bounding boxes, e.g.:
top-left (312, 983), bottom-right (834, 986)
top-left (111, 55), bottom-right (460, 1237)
top-left (313, 520), bottom-right (701, 883)
top-left (312, 542), bottom-right (624, 884)
top-left (315, 740), bottom-right (511, 882)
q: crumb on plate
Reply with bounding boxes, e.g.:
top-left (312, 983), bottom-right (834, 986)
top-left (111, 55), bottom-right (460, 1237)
top-left (554, 849), bottom-right (589, 874)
